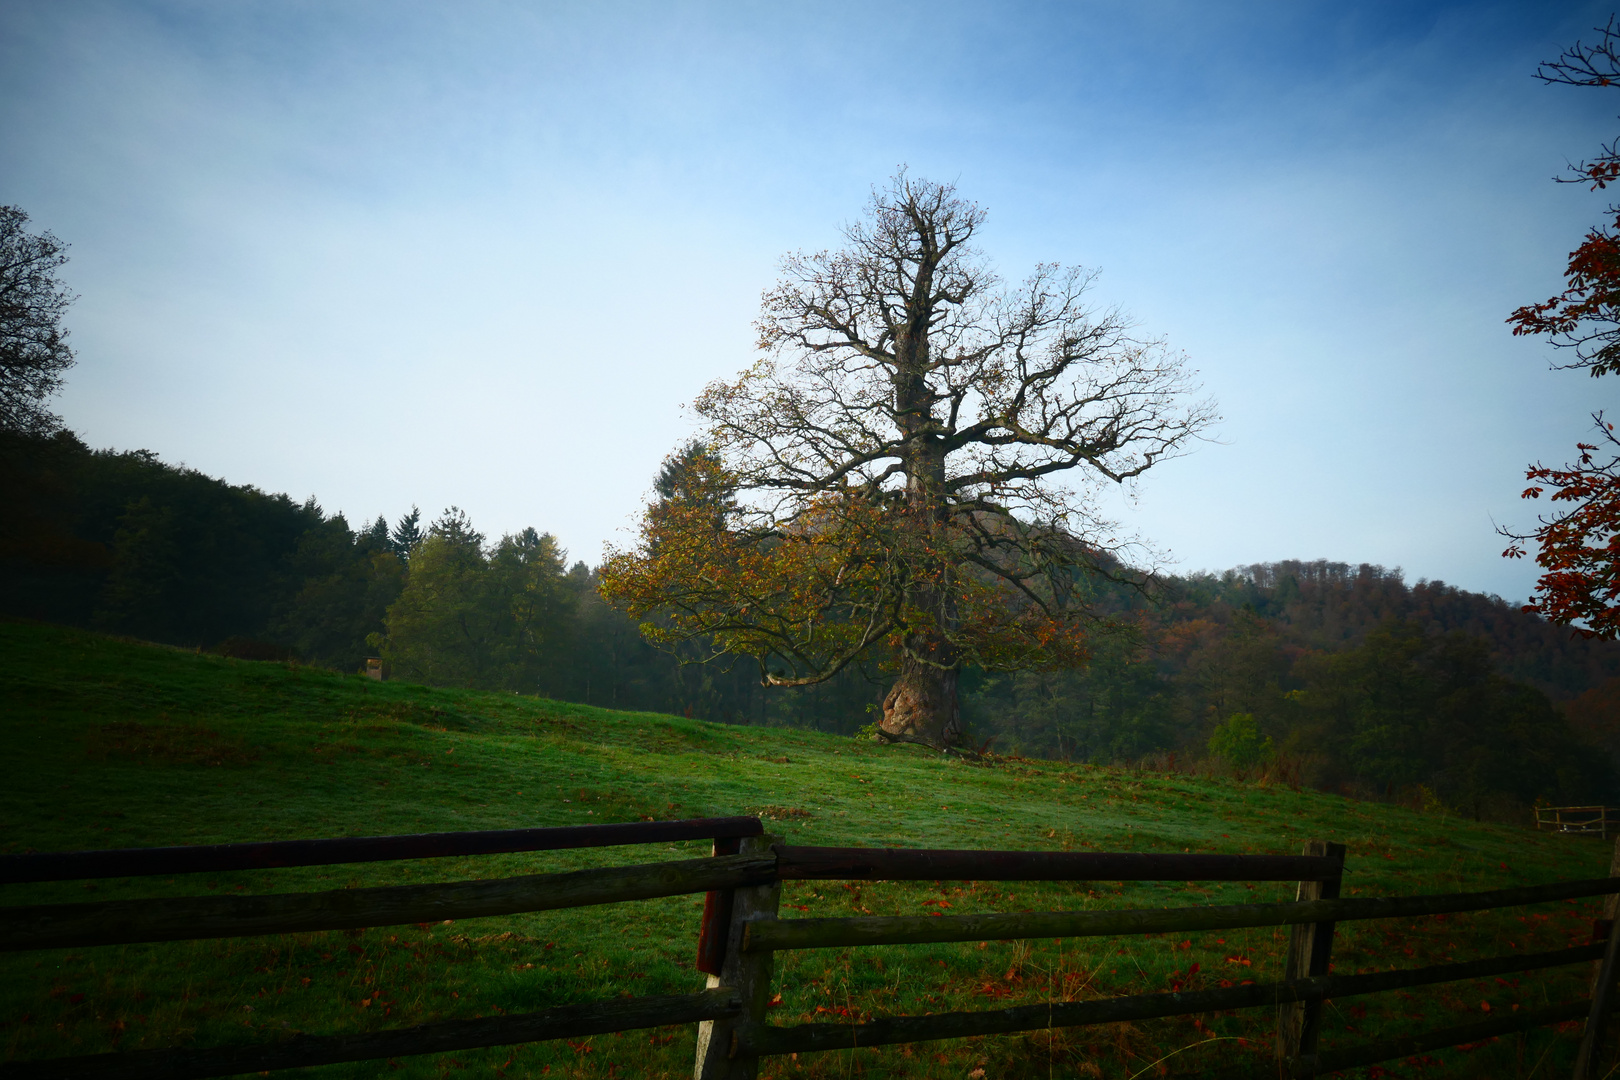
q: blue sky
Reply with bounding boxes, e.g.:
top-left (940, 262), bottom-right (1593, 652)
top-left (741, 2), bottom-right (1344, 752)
top-left (2, 1), bottom-right (1615, 600)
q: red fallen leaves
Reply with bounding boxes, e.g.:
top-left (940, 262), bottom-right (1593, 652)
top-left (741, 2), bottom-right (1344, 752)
top-left (1166, 963), bottom-right (1201, 992)
top-left (1224, 955), bottom-right (1252, 967)
top-left (565, 1040), bottom-right (594, 1054)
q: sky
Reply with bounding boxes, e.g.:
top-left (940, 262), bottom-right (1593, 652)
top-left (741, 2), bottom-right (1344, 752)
top-left (2, 0), bottom-right (1617, 602)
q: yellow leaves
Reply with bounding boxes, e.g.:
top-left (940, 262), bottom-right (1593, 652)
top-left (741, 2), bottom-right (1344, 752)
top-left (601, 473), bottom-right (1095, 680)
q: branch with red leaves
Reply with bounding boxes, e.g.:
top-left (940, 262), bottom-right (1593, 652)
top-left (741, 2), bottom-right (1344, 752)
top-left (1507, 210), bottom-right (1620, 377)
top-left (1502, 414), bottom-right (1620, 639)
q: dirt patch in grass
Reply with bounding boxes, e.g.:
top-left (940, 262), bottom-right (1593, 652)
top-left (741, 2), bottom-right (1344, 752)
top-left (753, 804), bottom-right (814, 821)
top-left (84, 721), bottom-right (259, 767)
top-left (341, 699), bottom-right (482, 731)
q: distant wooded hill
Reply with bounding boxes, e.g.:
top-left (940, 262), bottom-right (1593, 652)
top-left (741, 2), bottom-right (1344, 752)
top-left (961, 561), bottom-right (1619, 816)
top-left (1190, 561), bottom-right (1618, 701)
top-left (4, 430), bottom-right (1616, 816)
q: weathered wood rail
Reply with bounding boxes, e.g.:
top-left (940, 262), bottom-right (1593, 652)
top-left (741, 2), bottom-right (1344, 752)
top-left (0, 815), bottom-right (765, 883)
top-left (1537, 805), bottom-right (1620, 839)
top-left (0, 817), bottom-right (766, 1080)
top-left (2, 820), bottom-right (1618, 1079)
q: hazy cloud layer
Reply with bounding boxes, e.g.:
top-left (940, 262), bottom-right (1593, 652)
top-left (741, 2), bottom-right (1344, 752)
top-left (1, 0), bottom-right (1613, 599)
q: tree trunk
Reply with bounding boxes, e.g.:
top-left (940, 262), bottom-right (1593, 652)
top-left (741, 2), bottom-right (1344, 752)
top-left (878, 629), bottom-right (962, 748)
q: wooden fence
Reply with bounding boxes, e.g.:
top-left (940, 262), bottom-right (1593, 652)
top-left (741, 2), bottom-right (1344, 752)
top-left (1537, 805), bottom-right (1620, 839)
top-left (2, 820), bottom-right (1619, 1079)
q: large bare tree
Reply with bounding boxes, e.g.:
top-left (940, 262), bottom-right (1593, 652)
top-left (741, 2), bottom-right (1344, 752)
top-left (0, 206), bottom-right (76, 436)
top-left (603, 173), bottom-right (1215, 747)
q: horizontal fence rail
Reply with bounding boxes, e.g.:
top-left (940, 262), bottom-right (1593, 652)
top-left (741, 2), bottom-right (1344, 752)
top-left (4, 822), bottom-right (1617, 1080)
top-left (1177, 1001), bottom-right (1595, 1080)
top-left (773, 845), bottom-right (1342, 882)
top-left (0, 816), bottom-right (765, 884)
top-left (0, 852), bottom-right (778, 951)
top-left (5, 989), bottom-right (741, 1080)
top-left (743, 876), bottom-right (1620, 953)
top-left (741, 944), bottom-right (1603, 1055)
top-left (1536, 807), bottom-right (1617, 839)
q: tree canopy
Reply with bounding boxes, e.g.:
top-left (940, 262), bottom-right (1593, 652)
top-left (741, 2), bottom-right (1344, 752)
top-left (602, 172), bottom-right (1215, 747)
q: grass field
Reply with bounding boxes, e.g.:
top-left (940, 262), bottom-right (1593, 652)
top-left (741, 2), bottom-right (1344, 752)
top-left (0, 618), bottom-right (1611, 1079)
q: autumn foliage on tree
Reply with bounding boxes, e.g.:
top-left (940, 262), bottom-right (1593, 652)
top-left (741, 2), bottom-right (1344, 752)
top-left (1504, 19), bottom-right (1620, 638)
top-left (601, 173), bottom-right (1213, 747)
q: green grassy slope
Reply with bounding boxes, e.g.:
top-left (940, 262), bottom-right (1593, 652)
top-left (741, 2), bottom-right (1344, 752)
top-left (0, 620), bottom-right (1609, 1079)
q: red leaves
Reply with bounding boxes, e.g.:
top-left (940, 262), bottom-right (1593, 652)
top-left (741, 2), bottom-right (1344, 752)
top-left (1508, 211), bottom-right (1620, 379)
top-left (1509, 70), bottom-right (1620, 628)
top-left (1502, 415), bottom-right (1620, 638)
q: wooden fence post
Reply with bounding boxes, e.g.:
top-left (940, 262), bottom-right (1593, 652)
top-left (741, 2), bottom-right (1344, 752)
top-left (1277, 839), bottom-right (1346, 1075)
top-left (696, 836), bottom-right (743, 976)
top-left (1575, 837), bottom-right (1620, 1080)
top-left (694, 833), bottom-right (780, 1080)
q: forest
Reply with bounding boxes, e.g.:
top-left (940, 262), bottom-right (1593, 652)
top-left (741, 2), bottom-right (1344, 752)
top-left (3, 425), bottom-right (1617, 819)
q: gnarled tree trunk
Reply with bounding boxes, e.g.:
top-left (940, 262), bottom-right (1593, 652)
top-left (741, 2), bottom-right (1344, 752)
top-left (879, 665), bottom-right (960, 748)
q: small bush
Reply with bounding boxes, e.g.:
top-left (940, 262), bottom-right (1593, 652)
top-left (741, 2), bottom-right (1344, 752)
top-left (1208, 713), bottom-right (1274, 770)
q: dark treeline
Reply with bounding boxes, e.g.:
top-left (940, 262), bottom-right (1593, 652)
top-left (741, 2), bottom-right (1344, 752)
top-left (4, 430), bottom-right (1618, 816)
top-left (965, 562), bottom-right (1620, 818)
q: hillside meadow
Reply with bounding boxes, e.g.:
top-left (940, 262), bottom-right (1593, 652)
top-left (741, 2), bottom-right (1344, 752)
top-left (0, 619), bottom-right (1611, 1078)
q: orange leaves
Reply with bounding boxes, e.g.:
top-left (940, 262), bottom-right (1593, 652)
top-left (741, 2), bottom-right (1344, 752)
top-left (601, 485), bottom-right (899, 679)
top-left (603, 465), bottom-right (1099, 686)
